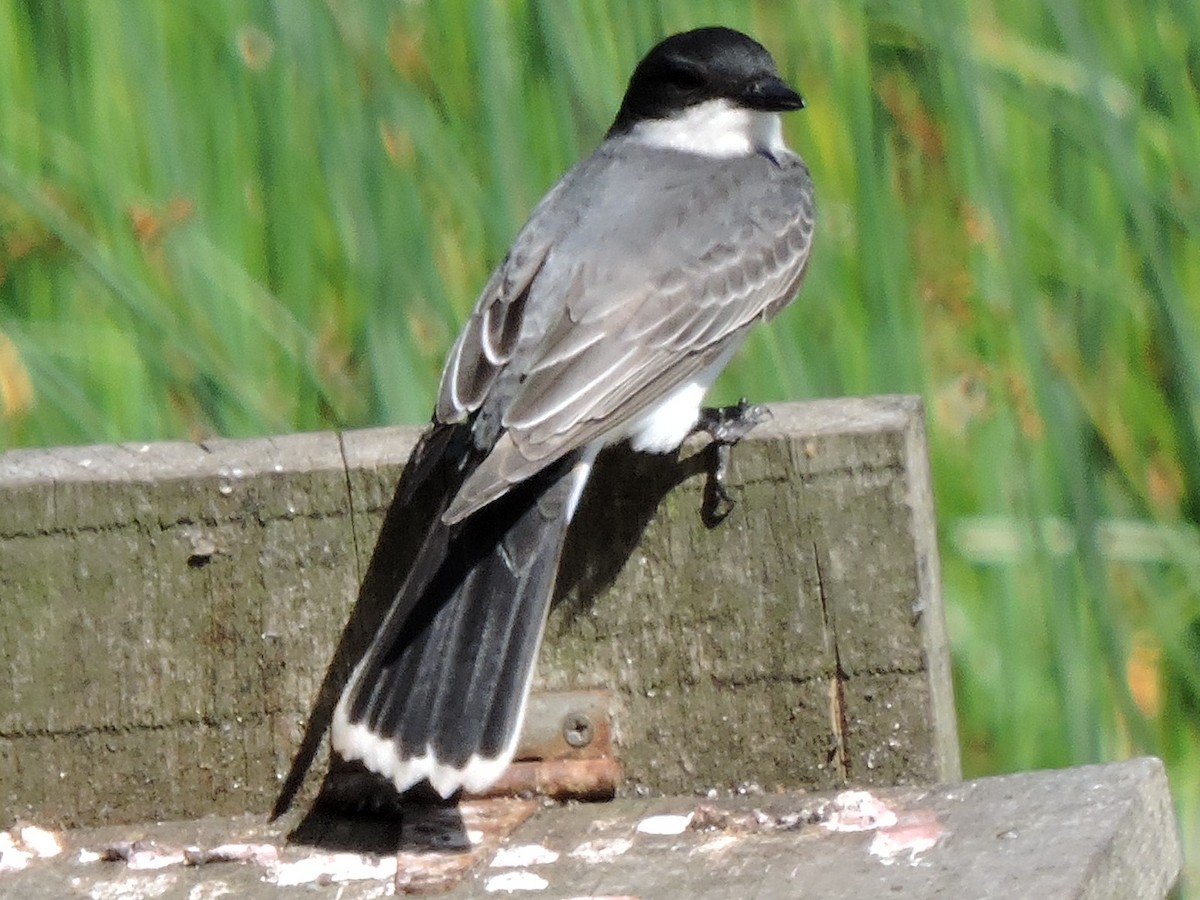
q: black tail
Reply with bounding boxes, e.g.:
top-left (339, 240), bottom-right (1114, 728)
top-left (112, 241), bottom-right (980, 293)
top-left (331, 423), bottom-right (586, 798)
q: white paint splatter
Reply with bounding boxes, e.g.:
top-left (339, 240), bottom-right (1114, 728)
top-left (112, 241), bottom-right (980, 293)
top-left (484, 869), bottom-right (549, 892)
top-left (568, 837), bottom-right (633, 864)
top-left (821, 790), bottom-right (898, 832)
top-left (491, 843), bottom-right (559, 867)
top-left (635, 813), bottom-right (693, 835)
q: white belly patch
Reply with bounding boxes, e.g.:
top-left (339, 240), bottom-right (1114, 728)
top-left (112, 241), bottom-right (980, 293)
top-left (622, 340), bottom-right (743, 453)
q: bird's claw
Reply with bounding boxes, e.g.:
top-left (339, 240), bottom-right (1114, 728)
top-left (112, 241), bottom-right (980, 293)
top-left (695, 398), bottom-right (769, 526)
top-left (695, 397), bottom-right (772, 444)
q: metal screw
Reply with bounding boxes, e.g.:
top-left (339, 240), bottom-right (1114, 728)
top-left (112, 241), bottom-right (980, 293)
top-left (562, 711), bottom-right (593, 748)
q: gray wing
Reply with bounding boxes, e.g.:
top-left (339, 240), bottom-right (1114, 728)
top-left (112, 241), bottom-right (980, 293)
top-left (436, 141), bottom-right (815, 523)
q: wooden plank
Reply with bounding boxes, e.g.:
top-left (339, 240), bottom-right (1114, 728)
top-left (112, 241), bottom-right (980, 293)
top-left (539, 397), bottom-right (957, 795)
top-left (0, 397), bottom-right (959, 826)
top-left (0, 759), bottom-right (1180, 898)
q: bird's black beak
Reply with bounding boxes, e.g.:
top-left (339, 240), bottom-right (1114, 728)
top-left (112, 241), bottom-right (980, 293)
top-left (742, 74), bottom-right (805, 112)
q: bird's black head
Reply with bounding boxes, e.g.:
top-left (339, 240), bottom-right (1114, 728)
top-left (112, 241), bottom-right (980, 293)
top-left (608, 26), bottom-right (804, 137)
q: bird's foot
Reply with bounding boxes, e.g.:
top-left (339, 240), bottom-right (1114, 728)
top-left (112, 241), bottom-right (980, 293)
top-left (694, 397), bottom-right (772, 443)
top-left (693, 399), bottom-right (771, 526)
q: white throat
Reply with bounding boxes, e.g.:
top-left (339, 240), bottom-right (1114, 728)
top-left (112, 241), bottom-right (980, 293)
top-left (629, 98), bottom-right (787, 159)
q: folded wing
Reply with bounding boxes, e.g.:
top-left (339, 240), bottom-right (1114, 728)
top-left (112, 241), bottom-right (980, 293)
top-left (439, 144), bottom-right (816, 523)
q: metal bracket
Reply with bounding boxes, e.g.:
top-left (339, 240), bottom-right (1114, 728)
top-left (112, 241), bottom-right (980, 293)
top-left (467, 689), bottom-right (620, 801)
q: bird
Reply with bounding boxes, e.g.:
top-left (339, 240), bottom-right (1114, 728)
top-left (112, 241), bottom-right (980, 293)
top-left (331, 25), bottom-right (815, 800)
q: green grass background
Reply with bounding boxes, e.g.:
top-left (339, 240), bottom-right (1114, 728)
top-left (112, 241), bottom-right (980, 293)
top-left (1, 0), bottom-right (1198, 887)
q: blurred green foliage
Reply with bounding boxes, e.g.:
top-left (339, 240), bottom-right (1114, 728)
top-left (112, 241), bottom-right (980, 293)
top-left (1, 0), bottom-right (1198, 887)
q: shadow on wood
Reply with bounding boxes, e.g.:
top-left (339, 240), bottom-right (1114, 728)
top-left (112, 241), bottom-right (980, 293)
top-left (271, 435), bottom-right (709, 826)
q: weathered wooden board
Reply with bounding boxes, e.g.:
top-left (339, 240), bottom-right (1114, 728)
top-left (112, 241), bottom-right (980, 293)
top-left (0, 759), bottom-right (1180, 898)
top-left (0, 396), bottom-right (958, 826)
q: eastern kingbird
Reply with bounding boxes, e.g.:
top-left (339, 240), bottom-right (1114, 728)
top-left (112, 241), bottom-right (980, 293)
top-left (332, 26), bottom-right (815, 798)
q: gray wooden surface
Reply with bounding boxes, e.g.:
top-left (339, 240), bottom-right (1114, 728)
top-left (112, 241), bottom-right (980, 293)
top-left (0, 759), bottom-right (1180, 898)
top-left (0, 396), bottom-right (958, 826)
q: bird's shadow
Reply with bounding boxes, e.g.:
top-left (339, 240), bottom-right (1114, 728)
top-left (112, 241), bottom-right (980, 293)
top-left (286, 771), bottom-right (468, 856)
top-left (272, 437), bottom-right (718, 850)
top-left (551, 441), bottom-right (718, 623)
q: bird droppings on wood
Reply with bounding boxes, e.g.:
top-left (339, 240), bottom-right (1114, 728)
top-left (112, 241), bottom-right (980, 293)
top-left (268, 851), bottom-right (397, 887)
top-left (87, 872), bottom-right (179, 900)
top-left (0, 799), bottom-right (541, 895)
top-left (483, 869), bottom-right (550, 893)
top-left (820, 790), bottom-right (899, 833)
top-left (0, 825), bottom-right (64, 873)
top-left (14, 827), bottom-right (63, 861)
top-left (1, 843), bottom-right (29, 875)
top-left (94, 837), bottom-right (391, 887)
top-left (100, 840), bottom-right (188, 870)
top-left (0, 759), bottom-right (1181, 898)
top-left (690, 833), bottom-right (740, 856)
top-left (868, 810), bottom-right (945, 866)
top-left (186, 843), bottom-right (280, 867)
top-left (633, 813), bottom-right (693, 836)
top-left (489, 843), bottom-right (560, 868)
top-left (567, 837), bottom-right (633, 865)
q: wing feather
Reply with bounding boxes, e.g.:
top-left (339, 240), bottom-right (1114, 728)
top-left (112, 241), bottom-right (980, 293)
top-left (434, 234), bottom-right (554, 423)
top-left (441, 142), bottom-right (815, 522)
